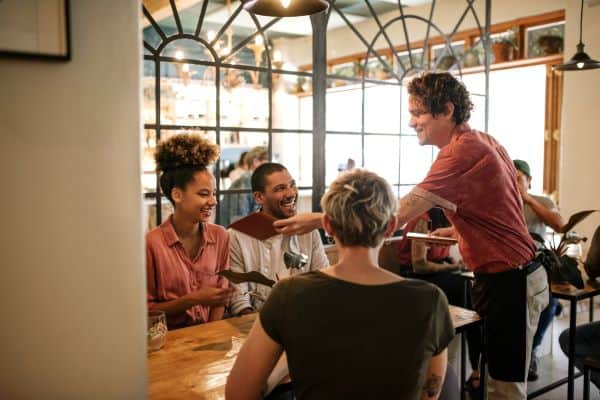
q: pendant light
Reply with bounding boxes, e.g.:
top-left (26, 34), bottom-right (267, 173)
top-left (243, 0), bottom-right (329, 17)
top-left (553, 0), bottom-right (600, 71)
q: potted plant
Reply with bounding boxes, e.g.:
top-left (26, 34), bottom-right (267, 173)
top-left (492, 30), bottom-right (518, 62)
top-left (532, 210), bottom-right (599, 289)
top-left (537, 34), bottom-right (563, 56)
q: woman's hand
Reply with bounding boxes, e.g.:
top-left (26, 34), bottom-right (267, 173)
top-left (185, 287), bottom-right (235, 307)
top-left (273, 212), bottom-right (324, 235)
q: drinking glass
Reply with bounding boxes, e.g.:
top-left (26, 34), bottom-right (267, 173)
top-left (147, 310), bottom-right (167, 352)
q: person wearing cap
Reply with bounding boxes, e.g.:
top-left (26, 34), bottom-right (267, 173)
top-left (514, 159), bottom-right (564, 381)
top-left (513, 159), bottom-right (563, 237)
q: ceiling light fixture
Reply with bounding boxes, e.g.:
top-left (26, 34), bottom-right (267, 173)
top-left (553, 0), bottom-right (600, 71)
top-left (243, 0), bottom-right (329, 17)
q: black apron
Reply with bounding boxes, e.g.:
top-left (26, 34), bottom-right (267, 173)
top-left (471, 267), bottom-right (528, 382)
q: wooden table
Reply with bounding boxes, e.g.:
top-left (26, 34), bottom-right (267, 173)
top-left (528, 280), bottom-right (600, 400)
top-left (148, 306), bottom-right (481, 399)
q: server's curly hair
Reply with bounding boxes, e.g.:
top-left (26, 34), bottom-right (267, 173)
top-left (154, 134), bottom-right (219, 204)
top-left (321, 169), bottom-right (397, 248)
top-left (408, 72), bottom-right (473, 124)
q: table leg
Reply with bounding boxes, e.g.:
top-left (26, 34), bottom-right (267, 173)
top-left (480, 320), bottom-right (487, 400)
top-left (461, 332), bottom-right (466, 400)
top-left (567, 299), bottom-right (577, 400)
top-left (461, 279), bottom-right (468, 400)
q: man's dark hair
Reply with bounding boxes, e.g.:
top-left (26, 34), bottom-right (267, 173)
top-left (407, 72), bottom-right (473, 124)
top-left (251, 163), bottom-right (287, 193)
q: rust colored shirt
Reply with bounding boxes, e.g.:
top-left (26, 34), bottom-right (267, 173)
top-left (146, 216), bottom-right (229, 329)
top-left (414, 124), bottom-right (535, 274)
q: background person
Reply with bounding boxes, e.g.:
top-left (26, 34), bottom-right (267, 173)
top-left (146, 134), bottom-right (234, 329)
top-left (219, 146), bottom-right (268, 226)
top-left (226, 169), bottom-right (455, 400)
top-left (513, 159), bottom-right (564, 381)
top-left (228, 151), bottom-right (248, 183)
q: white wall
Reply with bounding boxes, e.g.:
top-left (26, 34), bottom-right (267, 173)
top-left (0, 1), bottom-right (146, 398)
top-left (560, 0), bottom-right (600, 255)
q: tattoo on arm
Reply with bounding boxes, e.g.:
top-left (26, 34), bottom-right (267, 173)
top-left (397, 193), bottom-right (435, 227)
top-left (399, 193), bottom-right (420, 209)
top-left (422, 374), bottom-right (442, 398)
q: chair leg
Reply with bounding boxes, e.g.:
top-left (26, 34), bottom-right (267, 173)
top-left (584, 366), bottom-right (590, 400)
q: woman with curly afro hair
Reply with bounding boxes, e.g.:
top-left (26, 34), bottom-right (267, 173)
top-left (146, 134), bottom-right (234, 329)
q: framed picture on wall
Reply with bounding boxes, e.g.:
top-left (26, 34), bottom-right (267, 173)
top-left (0, 0), bottom-right (70, 61)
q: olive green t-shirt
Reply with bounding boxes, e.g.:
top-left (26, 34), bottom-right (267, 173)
top-left (260, 270), bottom-right (455, 400)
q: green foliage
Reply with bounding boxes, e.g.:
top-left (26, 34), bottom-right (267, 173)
top-left (532, 210), bottom-right (599, 289)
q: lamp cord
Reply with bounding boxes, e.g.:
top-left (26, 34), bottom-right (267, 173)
top-left (579, 0), bottom-right (584, 45)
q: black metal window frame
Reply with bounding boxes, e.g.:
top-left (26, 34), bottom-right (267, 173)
top-left (143, 0), bottom-right (491, 226)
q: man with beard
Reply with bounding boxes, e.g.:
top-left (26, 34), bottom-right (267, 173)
top-left (229, 163), bottom-right (329, 316)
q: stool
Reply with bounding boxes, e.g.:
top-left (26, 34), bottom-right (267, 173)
top-left (583, 356), bottom-right (600, 400)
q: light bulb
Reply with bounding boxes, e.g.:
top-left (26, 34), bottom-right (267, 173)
top-left (255, 35), bottom-right (264, 46)
top-left (577, 62), bottom-right (585, 69)
top-left (207, 30), bottom-right (216, 42)
top-left (273, 50), bottom-right (283, 63)
top-left (175, 50), bottom-right (184, 60)
top-left (221, 46), bottom-right (230, 56)
top-left (182, 64), bottom-right (189, 72)
top-left (280, 0), bottom-right (291, 9)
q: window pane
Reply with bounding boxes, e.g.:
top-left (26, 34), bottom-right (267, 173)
top-left (469, 94), bottom-right (486, 132)
top-left (526, 22), bottom-right (565, 58)
top-left (162, 38), bottom-right (213, 62)
top-left (143, 60), bottom-right (156, 124)
top-left (142, 15), bottom-right (162, 49)
top-left (400, 85), bottom-right (413, 135)
top-left (364, 84), bottom-right (401, 134)
top-left (364, 55), bottom-right (393, 81)
top-left (219, 131), bottom-right (269, 187)
top-left (159, 61), bottom-right (217, 126)
top-left (364, 135), bottom-right (399, 184)
top-left (488, 65), bottom-right (546, 194)
top-left (145, 197), bottom-right (174, 232)
top-left (398, 185), bottom-right (415, 198)
top-left (297, 189), bottom-right (313, 214)
top-left (220, 69), bottom-right (269, 129)
top-left (272, 73), bottom-right (312, 131)
top-left (431, 41), bottom-right (464, 70)
top-left (326, 83), bottom-right (362, 132)
top-left (326, 134), bottom-right (362, 185)
top-left (399, 136), bottom-right (434, 185)
top-left (272, 133), bottom-right (312, 187)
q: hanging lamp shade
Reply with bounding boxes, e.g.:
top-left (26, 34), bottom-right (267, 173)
top-left (553, 0), bottom-right (600, 71)
top-left (553, 42), bottom-right (600, 71)
top-left (243, 0), bottom-right (329, 17)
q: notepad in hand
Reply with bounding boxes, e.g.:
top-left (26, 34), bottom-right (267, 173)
top-left (217, 270), bottom-right (276, 287)
top-left (228, 211), bottom-right (278, 240)
top-left (406, 232), bottom-right (457, 245)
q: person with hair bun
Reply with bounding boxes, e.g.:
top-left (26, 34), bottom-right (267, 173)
top-left (146, 134), bottom-right (234, 329)
top-left (226, 169), bottom-right (454, 400)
